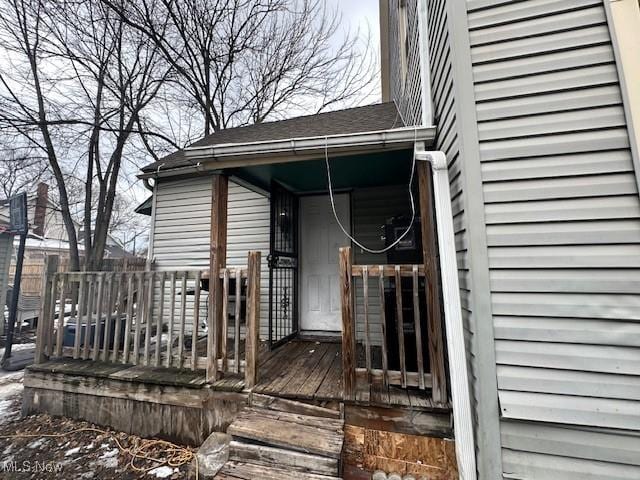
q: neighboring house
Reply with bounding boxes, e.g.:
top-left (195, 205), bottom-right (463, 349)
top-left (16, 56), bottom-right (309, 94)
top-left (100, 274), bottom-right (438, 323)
top-left (0, 212), bottom-right (13, 335)
top-left (380, 0), bottom-right (640, 479)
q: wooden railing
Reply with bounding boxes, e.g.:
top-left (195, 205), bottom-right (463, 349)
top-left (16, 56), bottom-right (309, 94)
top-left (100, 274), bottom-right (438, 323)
top-left (34, 252), bottom-right (261, 386)
top-left (339, 246), bottom-right (443, 403)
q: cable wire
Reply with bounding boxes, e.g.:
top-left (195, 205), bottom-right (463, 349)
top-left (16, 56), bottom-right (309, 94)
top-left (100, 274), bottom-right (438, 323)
top-left (324, 127), bottom-right (418, 254)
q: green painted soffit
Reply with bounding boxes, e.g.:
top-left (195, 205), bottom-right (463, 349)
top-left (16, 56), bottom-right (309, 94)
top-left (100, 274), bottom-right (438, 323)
top-left (228, 149), bottom-right (414, 193)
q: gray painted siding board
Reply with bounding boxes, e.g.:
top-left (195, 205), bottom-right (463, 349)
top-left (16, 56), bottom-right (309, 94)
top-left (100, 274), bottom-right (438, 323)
top-left (472, 25), bottom-right (611, 64)
top-left (502, 449), bottom-right (640, 480)
top-left (486, 219), bottom-right (640, 246)
top-left (497, 365), bottom-right (640, 401)
top-left (484, 195), bottom-right (640, 224)
top-left (483, 172), bottom-right (638, 203)
top-left (477, 105), bottom-right (626, 141)
top-left (500, 421), bottom-right (640, 467)
top-left (491, 292), bottom-right (640, 320)
top-left (467, 0), bottom-right (602, 30)
top-left (470, 6), bottom-right (607, 45)
top-left (481, 149), bottom-right (632, 182)
top-left (494, 316), bottom-right (640, 347)
top-left (476, 85), bottom-right (622, 121)
top-left (474, 63), bottom-right (620, 102)
top-left (496, 339), bottom-right (640, 375)
top-left (490, 268), bottom-right (640, 293)
top-left (499, 390), bottom-right (640, 431)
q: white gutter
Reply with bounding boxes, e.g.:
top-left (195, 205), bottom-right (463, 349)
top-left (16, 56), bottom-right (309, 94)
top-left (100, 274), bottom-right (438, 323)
top-left (139, 126), bottom-right (435, 179)
top-left (414, 143), bottom-right (477, 480)
top-left (417, 0), bottom-right (434, 126)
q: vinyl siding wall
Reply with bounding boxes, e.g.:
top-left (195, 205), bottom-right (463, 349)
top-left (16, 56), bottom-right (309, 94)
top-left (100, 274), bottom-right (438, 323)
top-left (466, 0), bottom-right (640, 477)
top-left (150, 176), bottom-right (270, 339)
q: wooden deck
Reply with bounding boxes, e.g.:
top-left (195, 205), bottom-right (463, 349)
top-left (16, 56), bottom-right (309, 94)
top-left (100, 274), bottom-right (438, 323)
top-left (250, 340), bottom-right (447, 411)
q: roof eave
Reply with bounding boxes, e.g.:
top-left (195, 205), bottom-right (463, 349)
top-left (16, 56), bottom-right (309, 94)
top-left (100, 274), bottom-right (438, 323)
top-left (139, 126), bottom-right (436, 180)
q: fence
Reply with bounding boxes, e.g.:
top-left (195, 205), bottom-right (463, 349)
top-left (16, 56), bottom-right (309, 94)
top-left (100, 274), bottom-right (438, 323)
top-left (34, 252), bottom-right (261, 386)
top-left (339, 246), bottom-right (445, 404)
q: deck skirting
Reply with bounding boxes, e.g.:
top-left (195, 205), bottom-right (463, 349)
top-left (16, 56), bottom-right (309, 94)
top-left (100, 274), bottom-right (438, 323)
top-left (23, 368), bottom-right (247, 446)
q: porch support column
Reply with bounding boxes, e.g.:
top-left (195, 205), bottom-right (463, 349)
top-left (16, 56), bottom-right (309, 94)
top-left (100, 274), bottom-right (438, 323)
top-left (339, 247), bottom-right (356, 401)
top-left (417, 161), bottom-right (448, 405)
top-left (208, 173), bottom-right (228, 381)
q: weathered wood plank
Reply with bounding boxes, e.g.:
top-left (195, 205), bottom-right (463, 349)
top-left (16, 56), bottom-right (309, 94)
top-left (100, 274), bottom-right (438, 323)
top-left (209, 174), bottom-right (229, 382)
top-left (234, 268), bottom-right (241, 374)
top-left (46, 272), bottom-right (59, 358)
top-left (178, 272), bottom-right (187, 369)
top-left (156, 272), bottom-right (166, 367)
top-left (412, 266), bottom-right (426, 390)
top-left (352, 264), bottom-right (424, 277)
top-left (145, 272), bottom-right (156, 366)
top-left (122, 274), bottom-right (134, 363)
top-left (133, 273), bottom-right (144, 364)
top-left (417, 161), bottom-right (448, 404)
top-left (167, 272), bottom-right (176, 368)
top-left (394, 266), bottom-right (407, 388)
top-left (339, 247), bottom-right (355, 401)
top-left (82, 275), bottom-right (96, 360)
top-left (217, 461), bottom-right (341, 480)
top-left (229, 441), bottom-right (339, 477)
top-left (362, 266), bottom-right (371, 378)
top-left (55, 275), bottom-right (66, 357)
top-left (111, 273), bottom-right (125, 363)
top-left (92, 273), bottom-right (105, 361)
top-left (221, 268), bottom-right (230, 372)
top-left (245, 251), bottom-right (261, 389)
top-left (378, 266), bottom-right (389, 388)
top-left (191, 270), bottom-right (200, 371)
top-left (227, 410), bottom-right (343, 459)
top-left (102, 274), bottom-right (115, 361)
top-left (73, 276), bottom-right (86, 360)
top-left (295, 344), bottom-right (339, 399)
top-left (250, 393), bottom-right (341, 420)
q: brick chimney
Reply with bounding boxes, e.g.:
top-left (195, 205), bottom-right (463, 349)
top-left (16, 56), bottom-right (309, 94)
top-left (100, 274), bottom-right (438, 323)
top-left (33, 182), bottom-right (48, 237)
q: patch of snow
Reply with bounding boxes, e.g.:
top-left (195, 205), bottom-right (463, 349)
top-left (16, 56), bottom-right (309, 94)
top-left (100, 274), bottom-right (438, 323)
top-left (99, 448), bottom-right (118, 459)
top-left (83, 442), bottom-right (94, 450)
top-left (149, 466), bottom-right (177, 478)
top-left (65, 447), bottom-right (81, 457)
top-left (27, 438), bottom-right (47, 449)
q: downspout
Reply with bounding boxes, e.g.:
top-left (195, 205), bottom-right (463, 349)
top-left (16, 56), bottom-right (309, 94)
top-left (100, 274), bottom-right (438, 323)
top-left (415, 144), bottom-right (477, 480)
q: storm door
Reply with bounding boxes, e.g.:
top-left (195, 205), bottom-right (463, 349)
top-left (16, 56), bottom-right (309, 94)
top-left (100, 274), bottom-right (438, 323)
top-left (268, 181), bottom-right (299, 348)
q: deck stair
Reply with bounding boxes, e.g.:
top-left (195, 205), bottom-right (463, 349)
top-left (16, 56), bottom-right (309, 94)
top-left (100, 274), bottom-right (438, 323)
top-left (216, 395), bottom-right (344, 479)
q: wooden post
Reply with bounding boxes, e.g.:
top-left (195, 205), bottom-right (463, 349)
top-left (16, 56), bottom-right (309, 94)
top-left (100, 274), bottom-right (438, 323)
top-left (35, 255), bottom-right (59, 364)
top-left (417, 161), bottom-right (448, 404)
top-left (208, 174), bottom-right (228, 382)
top-left (245, 251), bottom-right (261, 389)
top-left (339, 247), bottom-right (356, 401)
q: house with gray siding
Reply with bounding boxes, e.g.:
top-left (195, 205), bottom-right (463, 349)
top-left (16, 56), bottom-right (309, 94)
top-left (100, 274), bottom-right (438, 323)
top-left (24, 1), bottom-right (640, 479)
top-left (381, 0), bottom-right (640, 478)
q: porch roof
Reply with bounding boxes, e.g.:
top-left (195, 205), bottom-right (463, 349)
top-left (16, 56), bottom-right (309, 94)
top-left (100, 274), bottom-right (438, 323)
top-left (139, 103), bottom-right (436, 179)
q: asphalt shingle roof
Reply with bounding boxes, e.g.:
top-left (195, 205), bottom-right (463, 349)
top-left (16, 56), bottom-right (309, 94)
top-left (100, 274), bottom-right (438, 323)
top-left (142, 102), bottom-right (403, 172)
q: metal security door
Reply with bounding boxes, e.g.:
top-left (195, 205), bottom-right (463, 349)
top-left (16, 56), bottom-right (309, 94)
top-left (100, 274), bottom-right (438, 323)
top-left (268, 182), bottom-right (299, 348)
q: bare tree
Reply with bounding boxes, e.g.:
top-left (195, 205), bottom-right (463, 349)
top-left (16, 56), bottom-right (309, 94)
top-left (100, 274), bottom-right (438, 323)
top-left (0, 0), bottom-right (171, 270)
top-left (0, 134), bottom-right (51, 198)
top-left (102, 0), bottom-right (376, 143)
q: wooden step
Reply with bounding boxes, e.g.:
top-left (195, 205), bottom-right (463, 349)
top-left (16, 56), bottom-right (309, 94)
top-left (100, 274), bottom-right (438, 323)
top-left (227, 407), bottom-right (344, 459)
top-left (229, 440), bottom-right (339, 477)
top-left (216, 460), bottom-right (342, 480)
top-left (250, 393), bottom-right (342, 419)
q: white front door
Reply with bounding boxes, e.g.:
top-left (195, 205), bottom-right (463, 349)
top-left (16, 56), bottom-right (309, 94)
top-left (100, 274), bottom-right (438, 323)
top-left (299, 194), bottom-right (351, 333)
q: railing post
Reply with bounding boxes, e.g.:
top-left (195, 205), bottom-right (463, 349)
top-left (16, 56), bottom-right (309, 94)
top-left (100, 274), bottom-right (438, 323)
top-left (208, 174), bottom-right (228, 382)
top-left (339, 247), bottom-right (356, 401)
top-left (418, 161), bottom-right (448, 404)
top-left (245, 251), bottom-right (261, 389)
top-left (35, 255), bottom-right (59, 364)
